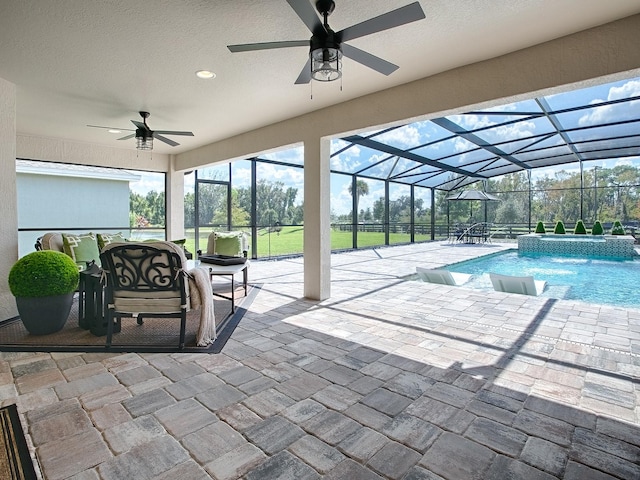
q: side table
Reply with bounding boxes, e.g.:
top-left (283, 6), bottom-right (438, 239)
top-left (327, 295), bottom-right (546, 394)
top-left (78, 263), bottom-right (119, 336)
top-left (187, 259), bottom-right (250, 313)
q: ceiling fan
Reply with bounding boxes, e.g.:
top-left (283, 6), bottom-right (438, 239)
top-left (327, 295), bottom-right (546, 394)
top-left (227, 0), bottom-right (426, 84)
top-left (88, 111), bottom-right (194, 150)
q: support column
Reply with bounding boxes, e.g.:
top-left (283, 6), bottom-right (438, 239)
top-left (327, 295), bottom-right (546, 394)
top-left (166, 155), bottom-right (185, 241)
top-left (0, 77), bottom-right (17, 320)
top-left (304, 137), bottom-right (331, 300)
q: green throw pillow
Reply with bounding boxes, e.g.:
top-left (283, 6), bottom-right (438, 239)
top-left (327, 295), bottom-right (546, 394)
top-left (97, 232), bottom-right (126, 250)
top-left (214, 232), bottom-right (243, 256)
top-left (62, 232), bottom-right (101, 269)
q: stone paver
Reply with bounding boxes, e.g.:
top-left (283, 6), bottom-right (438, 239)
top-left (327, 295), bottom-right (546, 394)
top-left (181, 421), bottom-right (246, 464)
top-left (367, 441), bottom-right (422, 479)
top-left (98, 436), bottom-right (189, 480)
top-left (465, 417), bottom-right (528, 456)
top-left (244, 415), bottom-right (305, 454)
top-left (244, 451), bottom-right (319, 480)
top-left (289, 435), bottom-right (346, 473)
top-left (337, 426), bottom-right (388, 462)
top-left (420, 432), bottom-right (496, 480)
top-left (205, 443), bottom-right (266, 480)
top-left (122, 388), bottom-right (176, 417)
top-left (302, 409), bottom-right (362, 446)
top-left (362, 388), bottom-right (413, 416)
top-left (382, 412), bottom-right (442, 453)
top-left (103, 415), bottom-right (165, 453)
top-left (153, 398), bottom-right (218, 438)
top-left (1, 243), bottom-right (638, 480)
top-left (520, 437), bottom-right (568, 477)
top-left (484, 455), bottom-right (558, 480)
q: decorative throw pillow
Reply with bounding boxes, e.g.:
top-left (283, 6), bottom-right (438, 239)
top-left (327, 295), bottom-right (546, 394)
top-left (62, 232), bottom-right (101, 269)
top-left (97, 232), bottom-right (126, 250)
top-left (214, 232), bottom-right (244, 257)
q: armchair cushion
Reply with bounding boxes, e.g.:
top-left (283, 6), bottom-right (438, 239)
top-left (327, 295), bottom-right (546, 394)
top-left (62, 232), bottom-right (101, 269)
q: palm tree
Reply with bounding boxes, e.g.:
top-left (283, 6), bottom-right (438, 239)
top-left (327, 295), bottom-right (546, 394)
top-left (348, 180), bottom-right (369, 222)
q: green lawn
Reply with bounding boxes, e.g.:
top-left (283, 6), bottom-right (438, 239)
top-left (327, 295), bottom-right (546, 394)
top-left (183, 226), bottom-right (436, 258)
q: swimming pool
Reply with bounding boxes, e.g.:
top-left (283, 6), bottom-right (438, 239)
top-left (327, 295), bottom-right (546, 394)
top-left (443, 250), bottom-right (640, 308)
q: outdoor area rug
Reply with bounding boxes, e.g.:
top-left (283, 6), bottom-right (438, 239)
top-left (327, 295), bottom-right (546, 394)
top-left (0, 284), bottom-right (259, 354)
top-left (0, 404), bottom-right (37, 480)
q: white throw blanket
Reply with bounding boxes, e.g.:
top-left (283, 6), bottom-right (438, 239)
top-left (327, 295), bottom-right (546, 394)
top-left (187, 267), bottom-right (216, 346)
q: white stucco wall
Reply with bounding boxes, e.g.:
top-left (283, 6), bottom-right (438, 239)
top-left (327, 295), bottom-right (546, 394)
top-left (0, 77), bottom-right (17, 320)
top-left (17, 135), bottom-right (170, 172)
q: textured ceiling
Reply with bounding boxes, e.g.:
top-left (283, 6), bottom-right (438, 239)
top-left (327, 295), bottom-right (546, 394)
top-left (2, 0), bottom-right (640, 154)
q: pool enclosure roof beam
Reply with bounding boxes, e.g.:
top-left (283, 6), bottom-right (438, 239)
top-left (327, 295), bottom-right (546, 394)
top-left (334, 78), bottom-right (640, 192)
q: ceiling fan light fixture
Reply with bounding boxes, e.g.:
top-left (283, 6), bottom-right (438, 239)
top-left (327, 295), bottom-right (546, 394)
top-left (311, 46), bottom-right (342, 82)
top-left (136, 135), bottom-right (153, 150)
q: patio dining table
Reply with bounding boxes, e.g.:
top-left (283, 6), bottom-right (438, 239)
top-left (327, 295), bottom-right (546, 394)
top-left (450, 223), bottom-right (491, 244)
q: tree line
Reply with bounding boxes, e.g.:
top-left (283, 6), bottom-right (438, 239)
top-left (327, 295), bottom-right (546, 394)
top-left (130, 165), bottom-right (640, 229)
top-left (131, 179), bottom-right (303, 228)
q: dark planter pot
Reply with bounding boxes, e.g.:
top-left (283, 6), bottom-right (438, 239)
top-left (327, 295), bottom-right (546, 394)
top-left (15, 293), bottom-right (74, 335)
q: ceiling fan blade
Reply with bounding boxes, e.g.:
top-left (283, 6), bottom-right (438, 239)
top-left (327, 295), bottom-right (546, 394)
top-left (131, 120), bottom-right (150, 130)
top-left (153, 130), bottom-right (194, 136)
top-left (337, 1), bottom-right (425, 42)
top-left (228, 40), bottom-right (308, 52)
top-left (117, 133), bottom-right (136, 141)
top-left (342, 43), bottom-right (398, 75)
top-left (87, 124), bottom-right (134, 132)
top-left (294, 57), bottom-right (312, 84)
top-left (286, 0), bottom-right (325, 36)
top-left (153, 133), bottom-right (179, 147)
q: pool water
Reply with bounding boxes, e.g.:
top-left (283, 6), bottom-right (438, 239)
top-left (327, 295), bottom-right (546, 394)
top-left (445, 250), bottom-right (640, 308)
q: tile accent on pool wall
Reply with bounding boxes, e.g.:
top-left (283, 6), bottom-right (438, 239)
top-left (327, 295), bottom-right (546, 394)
top-left (518, 234), bottom-right (636, 258)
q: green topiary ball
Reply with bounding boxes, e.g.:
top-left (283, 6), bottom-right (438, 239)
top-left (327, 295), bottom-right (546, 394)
top-left (591, 220), bottom-right (604, 235)
top-left (574, 220), bottom-right (587, 235)
top-left (9, 251), bottom-right (79, 298)
top-left (534, 221), bottom-right (546, 234)
top-left (554, 221), bottom-right (566, 234)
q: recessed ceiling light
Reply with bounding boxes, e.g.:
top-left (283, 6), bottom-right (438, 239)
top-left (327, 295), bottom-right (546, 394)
top-left (196, 70), bottom-right (216, 79)
top-left (108, 129), bottom-right (121, 134)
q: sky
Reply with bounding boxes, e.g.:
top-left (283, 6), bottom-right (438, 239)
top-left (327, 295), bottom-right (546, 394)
top-left (130, 76), bottom-right (640, 215)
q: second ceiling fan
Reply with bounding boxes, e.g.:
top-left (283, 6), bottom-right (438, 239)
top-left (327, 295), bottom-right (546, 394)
top-left (227, 0), bottom-right (426, 84)
top-left (88, 111), bottom-right (194, 150)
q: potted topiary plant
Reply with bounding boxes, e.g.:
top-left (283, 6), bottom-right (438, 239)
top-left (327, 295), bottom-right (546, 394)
top-left (8, 250), bottom-right (79, 334)
top-left (553, 221), bottom-right (566, 234)
top-left (611, 220), bottom-right (625, 235)
top-left (534, 221), bottom-right (546, 234)
top-left (591, 220), bottom-right (604, 235)
top-left (574, 220), bottom-right (587, 235)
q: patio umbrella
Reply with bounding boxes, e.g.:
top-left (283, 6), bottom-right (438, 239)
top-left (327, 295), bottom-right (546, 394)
top-left (446, 189), bottom-right (500, 220)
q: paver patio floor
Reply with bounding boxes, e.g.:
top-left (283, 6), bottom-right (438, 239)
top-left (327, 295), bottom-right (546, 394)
top-left (1, 241), bottom-right (638, 479)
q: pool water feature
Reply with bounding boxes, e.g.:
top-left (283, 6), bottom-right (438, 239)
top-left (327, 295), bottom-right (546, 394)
top-left (518, 233), bottom-right (636, 258)
top-left (442, 250), bottom-right (640, 308)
